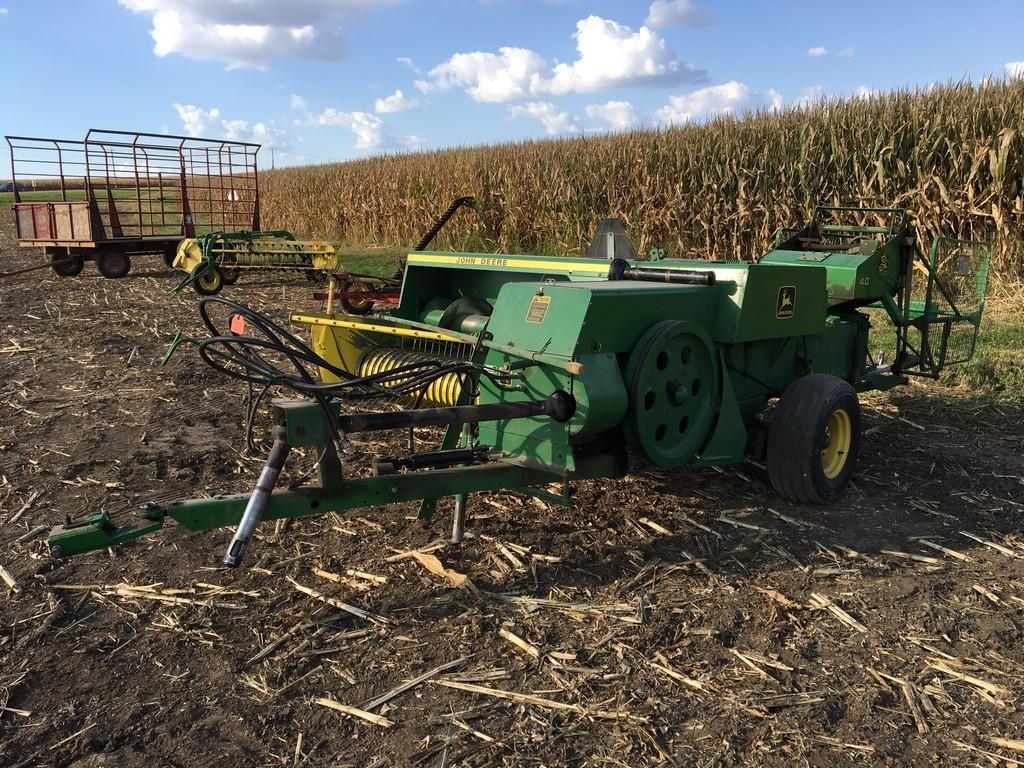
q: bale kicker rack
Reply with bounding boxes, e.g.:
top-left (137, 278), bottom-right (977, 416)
top-left (4, 130), bottom-right (260, 278)
top-left (49, 206), bottom-right (991, 565)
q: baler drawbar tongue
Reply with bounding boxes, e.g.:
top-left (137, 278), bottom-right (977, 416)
top-left (48, 511), bottom-right (164, 558)
top-left (49, 389), bottom-right (578, 562)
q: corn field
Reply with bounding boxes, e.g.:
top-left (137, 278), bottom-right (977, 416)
top-left (262, 79), bottom-right (1024, 276)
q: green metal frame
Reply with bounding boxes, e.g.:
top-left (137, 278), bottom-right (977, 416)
top-left (869, 236), bottom-right (990, 380)
top-left (47, 398), bottom-right (624, 555)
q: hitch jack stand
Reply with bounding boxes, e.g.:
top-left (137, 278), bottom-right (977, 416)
top-left (223, 426), bottom-right (290, 567)
top-left (450, 494), bottom-right (469, 544)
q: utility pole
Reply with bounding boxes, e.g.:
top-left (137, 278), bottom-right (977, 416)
top-left (271, 147), bottom-right (275, 170)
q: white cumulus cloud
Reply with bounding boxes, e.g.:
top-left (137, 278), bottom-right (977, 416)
top-left (585, 100), bottom-right (640, 131)
top-left (546, 16), bottom-right (704, 95)
top-left (375, 89), bottom-right (417, 113)
top-left (508, 102), bottom-right (579, 135)
top-left (118, 0), bottom-right (398, 69)
top-left (173, 103), bottom-right (221, 136)
top-left (1006, 61), bottom-right (1024, 79)
top-left (417, 47), bottom-right (547, 102)
top-left (654, 81), bottom-right (783, 124)
top-left (396, 56), bottom-right (422, 74)
top-left (0, 8), bottom-right (9, 15)
top-left (644, 0), bottom-right (711, 28)
top-left (835, 47), bottom-right (855, 58)
top-left (173, 103), bottom-right (290, 149)
top-left (418, 15), bottom-right (705, 103)
top-left (225, 120), bottom-right (290, 148)
top-left (807, 46), bottom-right (827, 57)
top-left (301, 105), bottom-right (419, 151)
top-left (307, 109), bottom-right (387, 149)
top-left (290, 94), bottom-right (308, 110)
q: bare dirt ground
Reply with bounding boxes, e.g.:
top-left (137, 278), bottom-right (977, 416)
top-left (1, 207), bottom-right (1023, 768)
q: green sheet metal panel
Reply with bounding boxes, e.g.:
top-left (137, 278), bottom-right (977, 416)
top-left (484, 280), bottom-right (722, 360)
top-left (712, 263), bottom-right (828, 343)
top-left (399, 251), bottom-right (612, 321)
top-left (759, 237), bottom-right (904, 304)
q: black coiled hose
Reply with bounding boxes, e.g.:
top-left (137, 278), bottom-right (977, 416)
top-left (193, 296), bottom-right (485, 450)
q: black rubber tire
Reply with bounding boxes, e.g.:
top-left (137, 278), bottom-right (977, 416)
top-left (96, 250), bottom-right (131, 279)
top-left (191, 263), bottom-right (224, 296)
top-left (767, 373), bottom-right (861, 504)
top-left (162, 248), bottom-right (177, 269)
top-left (339, 279), bottom-right (375, 315)
top-left (48, 250), bottom-right (84, 277)
top-left (341, 296), bottom-right (374, 315)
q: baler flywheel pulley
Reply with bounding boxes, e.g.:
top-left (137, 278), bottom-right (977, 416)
top-left (624, 320), bottom-right (720, 468)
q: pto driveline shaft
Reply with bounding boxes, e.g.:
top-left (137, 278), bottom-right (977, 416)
top-left (607, 257), bottom-right (715, 286)
top-left (339, 391), bottom-right (576, 433)
top-left (223, 427), bottom-right (290, 567)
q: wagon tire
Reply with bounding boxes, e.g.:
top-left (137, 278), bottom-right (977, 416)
top-left (48, 250), bottom-right (84, 277)
top-left (163, 248), bottom-right (177, 269)
top-left (767, 373), bottom-right (860, 505)
top-left (339, 280), bottom-right (375, 315)
top-left (96, 250), bottom-right (131, 279)
top-left (191, 264), bottom-right (225, 296)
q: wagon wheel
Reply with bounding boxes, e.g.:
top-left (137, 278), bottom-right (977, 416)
top-left (340, 279), bottom-right (375, 315)
top-left (96, 250), bottom-right (131, 279)
top-left (47, 249), bottom-right (84, 277)
top-left (624, 320), bottom-right (720, 468)
top-left (191, 263), bottom-right (225, 296)
top-left (162, 248), bottom-right (178, 269)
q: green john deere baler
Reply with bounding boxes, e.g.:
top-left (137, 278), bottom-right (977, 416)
top-left (49, 207), bottom-right (990, 565)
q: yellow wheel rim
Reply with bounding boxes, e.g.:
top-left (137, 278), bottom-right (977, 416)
top-left (198, 270), bottom-right (221, 290)
top-left (821, 407), bottom-right (852, 479)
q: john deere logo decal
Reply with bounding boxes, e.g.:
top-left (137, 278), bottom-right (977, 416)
top-left (776, 286), bottom-right (795, 318)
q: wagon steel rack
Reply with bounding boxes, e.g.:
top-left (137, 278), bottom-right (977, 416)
top-left (4, 129), bottom-right (260, 278)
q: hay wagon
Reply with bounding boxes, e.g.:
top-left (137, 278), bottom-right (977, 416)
top-left (4, 130), bottom-right (260, 278)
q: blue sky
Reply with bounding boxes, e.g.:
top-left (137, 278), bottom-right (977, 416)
top-left (1, 0), bottom-right (1023, 170)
